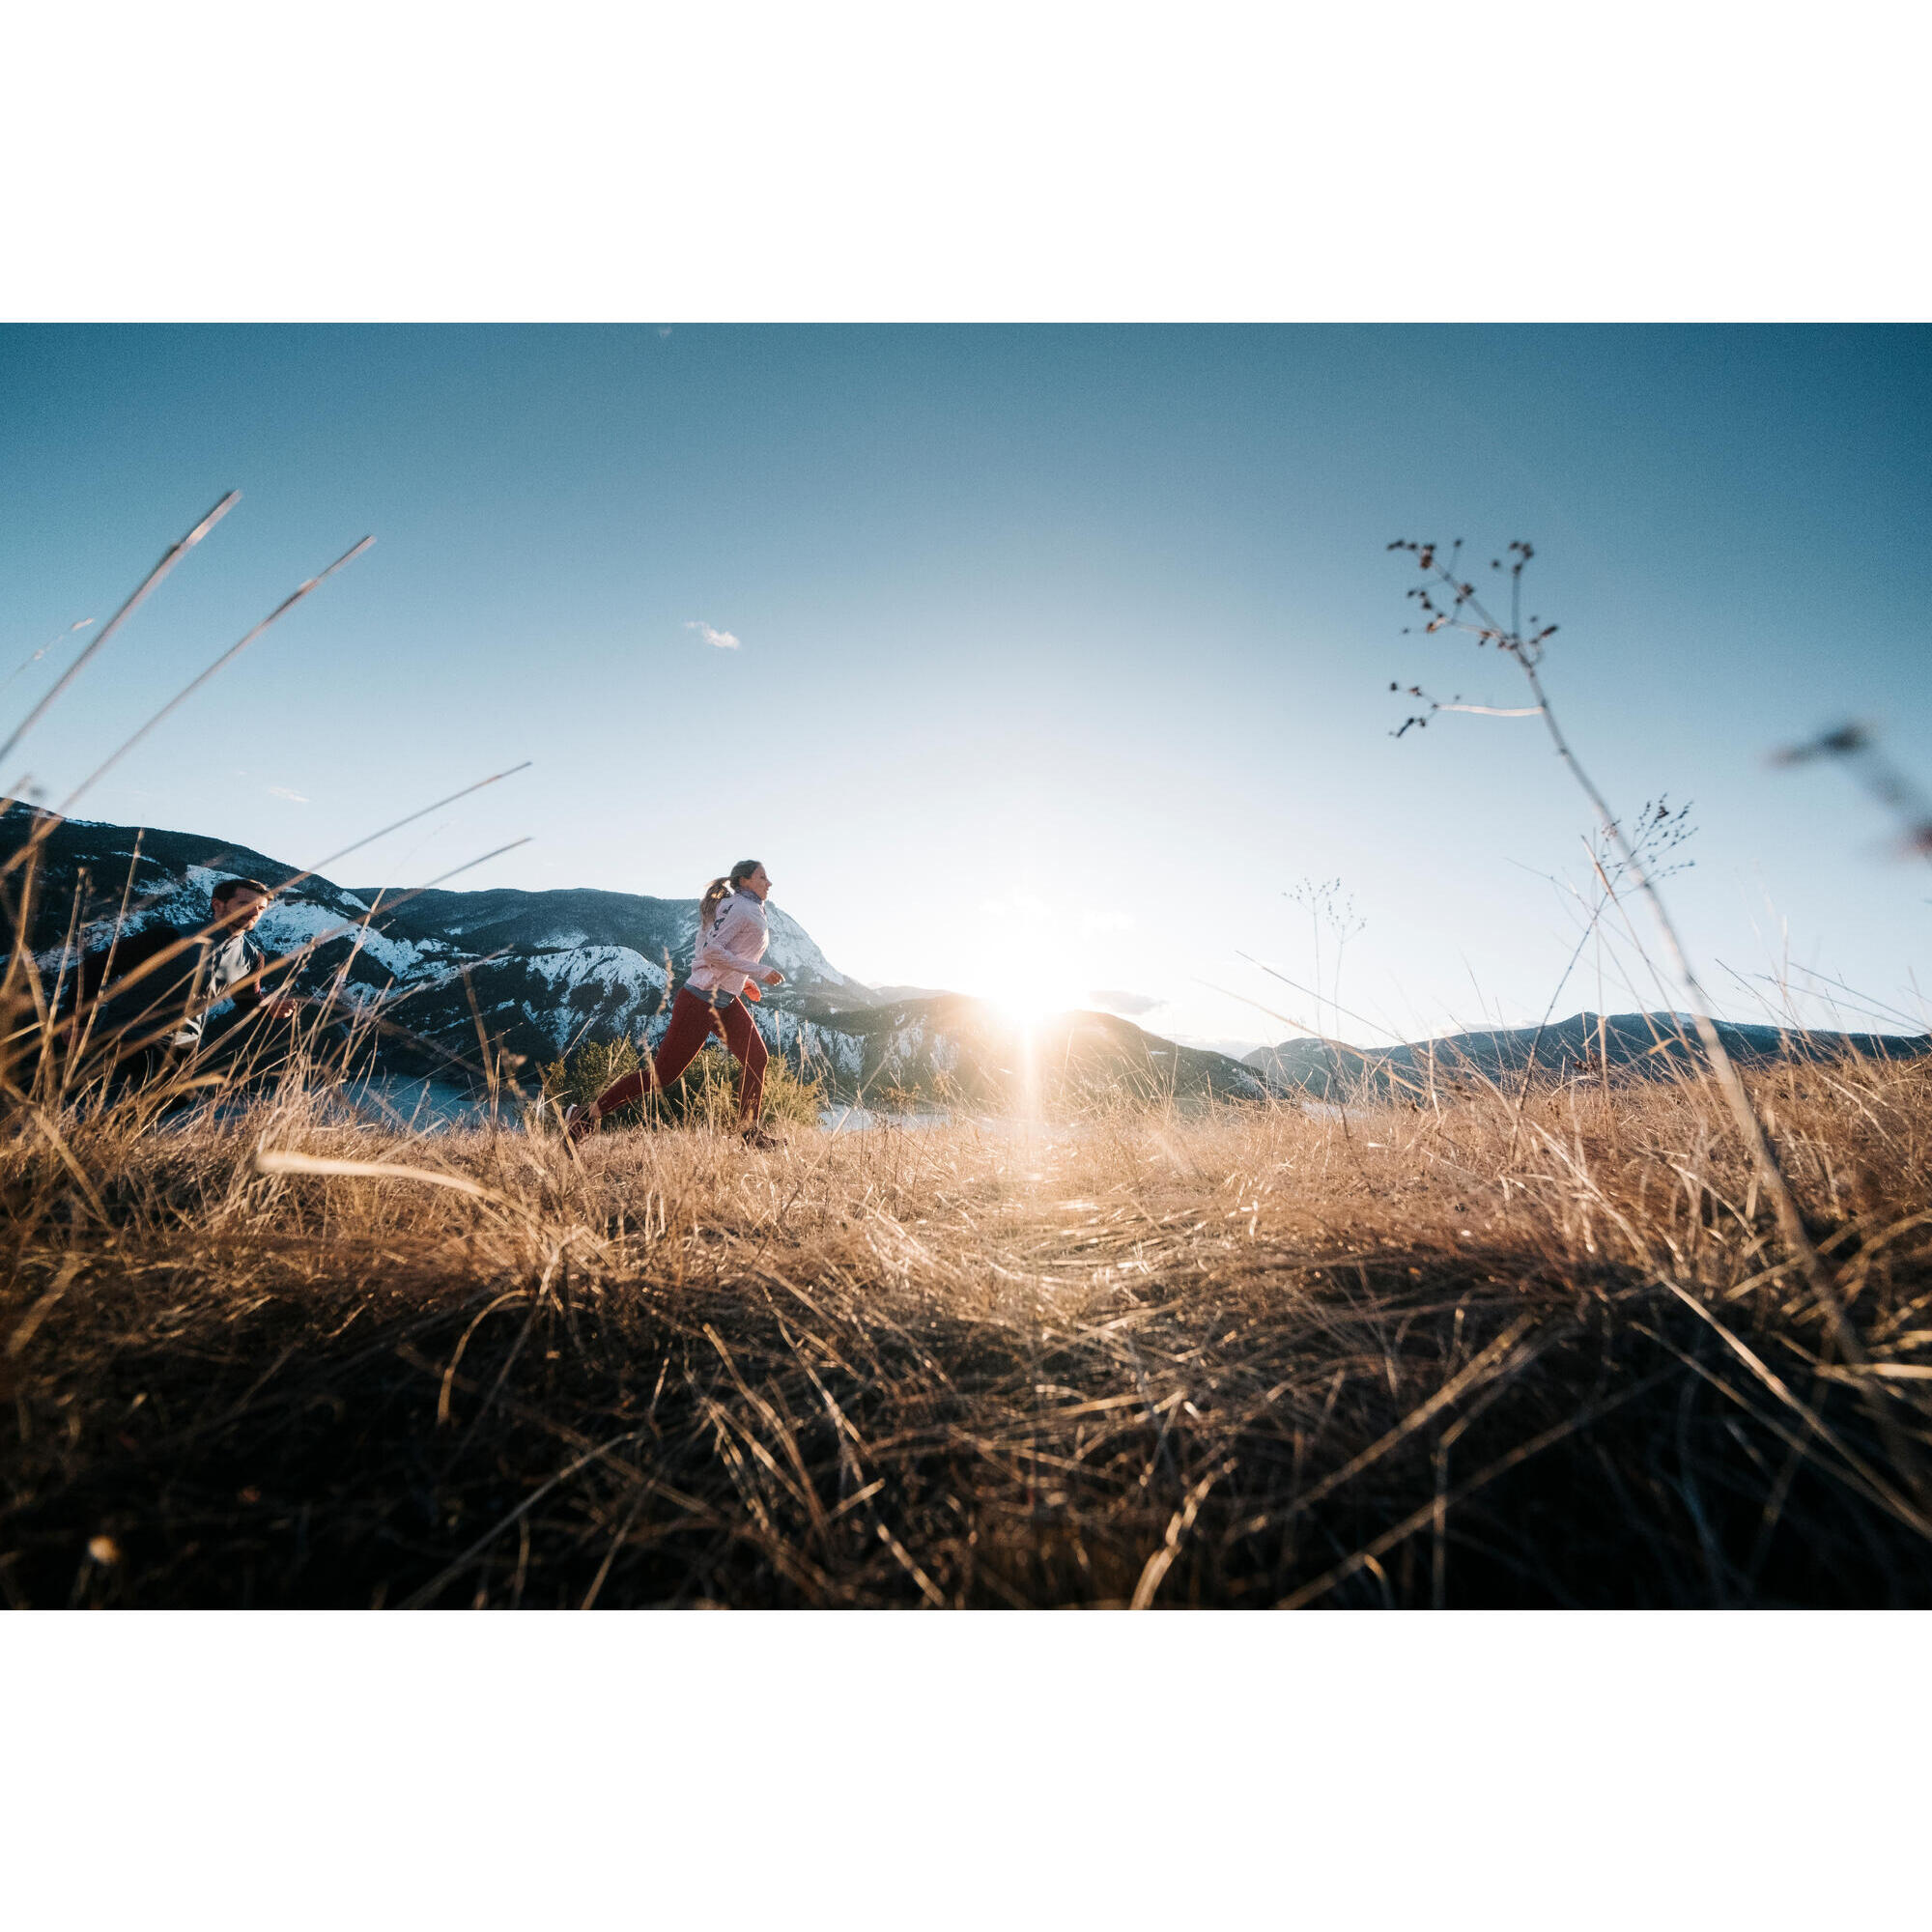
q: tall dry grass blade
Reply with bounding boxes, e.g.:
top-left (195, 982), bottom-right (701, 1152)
top-left (52, 835), bottom-right (144, 1108)
top-left (5, 1256), bottom-right (83, 1359)
top-left (0, 619), bottom-right (96, 706)
top-left (274, 762), bottom-right (533, 899)
top-left (1263, 1312), bottom-right (1542, 1528)
top-left (398, 1431), bottom-right (649, 1610)
top-left (252, 1147), bottom-right (529, 1218)
top-left (0, 491), bottom-right (238, 778)
top-left (1233, 952), bottom-right (1410, 1046)
top-left (58, 534), bottom-right (375, 814)
top-left (1655, 1278), bottom-right (1932, 1537)
top-left (1129, 1461), bottom-right (1228, 1608)
top-left (1202, 978), bottom-right (1424, 1111)
top-left (1277, 1372), bottom-right (1671, 1608)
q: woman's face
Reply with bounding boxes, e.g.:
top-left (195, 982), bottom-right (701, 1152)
top-left (742, 865), bottom-right (772, 899)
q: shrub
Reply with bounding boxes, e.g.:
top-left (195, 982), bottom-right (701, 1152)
top-left (540, 1030), bottom-right (822, 1132)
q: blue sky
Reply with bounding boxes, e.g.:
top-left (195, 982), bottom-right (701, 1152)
top-left (3, 325), bottom-right (1927, 1045)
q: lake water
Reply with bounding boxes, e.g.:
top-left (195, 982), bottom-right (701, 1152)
top-left (166, 1075), bottom-right (975, 1138)
top-left (819, 1105), bottom-right (952, 1134)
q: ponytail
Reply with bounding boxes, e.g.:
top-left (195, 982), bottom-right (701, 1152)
top-left (698, 876), bottom-right (732, 935)
top-left (698, 860), bottom-right (763, 935)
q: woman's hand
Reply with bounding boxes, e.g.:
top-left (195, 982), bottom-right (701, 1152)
top-left (761, 967), bottom-right (785, 986)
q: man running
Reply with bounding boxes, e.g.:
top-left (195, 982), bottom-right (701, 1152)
top-left (70, 875), bottom-right (311, 1093)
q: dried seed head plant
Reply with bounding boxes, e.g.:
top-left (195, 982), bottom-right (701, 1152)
top-left (1387, 537), bottom-right (1931, 1505)
top-left (1284, 876), bottom-right (1367, 1042)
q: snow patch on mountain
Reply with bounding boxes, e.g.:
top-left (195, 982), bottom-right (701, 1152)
top-left (526, 946), bottom-right (668, 997)
top-left (871, 1021), bottom-right (958, 1081)
top-left (254, 900), bottom-right (423, 979)
top-left (764, 902), bottom-right (848, 986)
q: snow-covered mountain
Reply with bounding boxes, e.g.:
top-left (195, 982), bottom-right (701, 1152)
top-left (7, 810), bottom-right (1275, 1106)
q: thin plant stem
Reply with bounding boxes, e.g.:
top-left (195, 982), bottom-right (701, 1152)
top-left (1397, 542), bottom-right (1931, 1505)
top-left (59, 534), bottom-right (375, 814)
top-left (0, 492), bottom-right (238, 778)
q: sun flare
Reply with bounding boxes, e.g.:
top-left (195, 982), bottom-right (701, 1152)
top-left (980, 976), bottom-right (1091, 1027)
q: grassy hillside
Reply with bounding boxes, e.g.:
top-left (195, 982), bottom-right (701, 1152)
top-left (5, 1047), bottom-right (1929, 1607)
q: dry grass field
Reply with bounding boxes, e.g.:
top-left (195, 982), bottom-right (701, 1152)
top-left (5, 1045), bottom-right (1930, 1608)
top-left (8, 510), bottom-right (1923, 1609)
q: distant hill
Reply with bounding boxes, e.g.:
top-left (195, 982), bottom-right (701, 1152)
top-left (782, 989), bottom-right (1277, 1108)
top-left (1243, 1009), bottom-right (1929, 1098)
top-left (4, 810), bottom-right (1275, 1106)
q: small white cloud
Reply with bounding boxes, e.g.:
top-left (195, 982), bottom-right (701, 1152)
top-left (267, 785), bottom-right (309, 803)
top-left (686, 620), bottom-right (741, 651)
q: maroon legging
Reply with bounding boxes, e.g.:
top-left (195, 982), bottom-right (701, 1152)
top-left (590, 986), bottom-right (767, 1126)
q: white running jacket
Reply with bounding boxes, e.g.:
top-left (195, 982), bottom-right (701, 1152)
top-left (688, 889), bottom-right (772, 996)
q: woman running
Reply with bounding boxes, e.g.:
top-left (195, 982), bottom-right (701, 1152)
top-left (566, 859), bottom-right (785, 1146)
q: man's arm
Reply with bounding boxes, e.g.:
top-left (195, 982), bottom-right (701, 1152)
top-left (214, 937), bottom-right (306, 1022)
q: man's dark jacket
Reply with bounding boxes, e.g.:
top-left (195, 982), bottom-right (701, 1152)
top-left (71, 921), bottom-right (278, 1057)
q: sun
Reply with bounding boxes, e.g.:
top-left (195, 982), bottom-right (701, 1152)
top-left (954, 895), bottom-right (1097, 1027)
top-left (980, 973), bottom-right (1091, 1027)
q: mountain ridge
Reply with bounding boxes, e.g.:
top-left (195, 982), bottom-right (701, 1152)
top-left (15, 810), bottom-right (1918, 1109)
top-left (1243, 1007), bottom-right (1929, 1097)
top-left (4, 810), bottom-right (1275, 1106)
